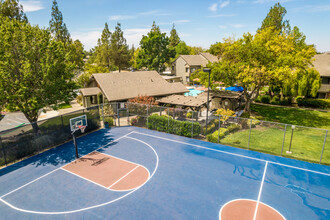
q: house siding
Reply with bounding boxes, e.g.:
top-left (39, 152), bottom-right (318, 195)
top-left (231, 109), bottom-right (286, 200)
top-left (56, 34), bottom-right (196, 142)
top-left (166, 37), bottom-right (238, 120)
top-left (174, 57), bottom-right (190, 84)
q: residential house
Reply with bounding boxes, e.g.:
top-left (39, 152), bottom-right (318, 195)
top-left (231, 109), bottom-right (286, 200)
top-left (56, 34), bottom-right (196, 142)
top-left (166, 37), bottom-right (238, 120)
top-left (79, 71), bottom-right (188, 107)
top-left (172, 53), bottom-right (219, 85)
top-left (313, 52), bottom-right (330, 99)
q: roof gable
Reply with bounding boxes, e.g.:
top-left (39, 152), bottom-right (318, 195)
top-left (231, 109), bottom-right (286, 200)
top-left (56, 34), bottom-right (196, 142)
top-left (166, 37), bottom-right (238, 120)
top-left (91, 71), bottom-right (188, 101)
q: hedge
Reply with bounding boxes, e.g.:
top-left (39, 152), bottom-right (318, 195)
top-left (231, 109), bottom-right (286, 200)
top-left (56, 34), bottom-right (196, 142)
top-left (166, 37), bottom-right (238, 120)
top-left (297, 98), bottom-right (330, 109)
top-left (206, 128), bottom-right (229, 143)
top-left (147, 114), bottom-right (200, 137)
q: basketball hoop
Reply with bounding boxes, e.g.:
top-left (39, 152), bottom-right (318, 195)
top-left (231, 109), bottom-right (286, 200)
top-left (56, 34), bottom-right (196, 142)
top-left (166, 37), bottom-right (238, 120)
top-left (78, 125), bottom-right (86, 133)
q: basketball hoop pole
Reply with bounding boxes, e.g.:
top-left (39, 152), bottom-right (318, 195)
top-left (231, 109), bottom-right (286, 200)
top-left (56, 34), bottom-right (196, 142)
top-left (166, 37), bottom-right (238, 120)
top-left (72, 132), bottom-right (79, 159)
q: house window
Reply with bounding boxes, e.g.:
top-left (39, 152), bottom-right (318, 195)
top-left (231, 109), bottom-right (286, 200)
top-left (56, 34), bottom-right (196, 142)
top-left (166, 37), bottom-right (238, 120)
top-left (322, 77), bottom-right (330, 84)
top-left (186, 77), bottom-right (190, 82)
top-left (90, 96), bottom-right (97, 104)
top-left (186, 67), bottom-right (189, 72)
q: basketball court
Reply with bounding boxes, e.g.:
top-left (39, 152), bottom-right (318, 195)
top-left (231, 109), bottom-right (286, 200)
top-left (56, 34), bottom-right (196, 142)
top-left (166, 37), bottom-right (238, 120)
top-left (0, 126), bottom-right (329, 219)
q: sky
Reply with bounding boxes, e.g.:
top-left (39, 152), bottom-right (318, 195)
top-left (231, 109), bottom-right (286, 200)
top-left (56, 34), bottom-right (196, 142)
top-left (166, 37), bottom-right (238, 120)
top-left (20, 0), bottom-right (330, 52)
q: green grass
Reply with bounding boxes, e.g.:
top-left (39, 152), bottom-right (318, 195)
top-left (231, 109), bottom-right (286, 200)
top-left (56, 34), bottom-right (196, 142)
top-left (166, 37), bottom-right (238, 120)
top-left (58, 103), bottom-right (72, 109)
top-left (251, 104), bottom-right (330, 129)
top-left (220, 126), bottom-right (330, 165)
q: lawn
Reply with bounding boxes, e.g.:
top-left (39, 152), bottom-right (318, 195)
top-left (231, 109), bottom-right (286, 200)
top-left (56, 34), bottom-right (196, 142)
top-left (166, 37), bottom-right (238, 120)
top-left (251, 104), bottom-right (330, 129)
top-left (220, 125), bottom-right (329, 165)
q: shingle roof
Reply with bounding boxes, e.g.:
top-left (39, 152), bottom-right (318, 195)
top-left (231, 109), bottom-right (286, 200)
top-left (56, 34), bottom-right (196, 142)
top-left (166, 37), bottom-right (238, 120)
top-left (313, 52), bottom-right (330, 77)
top-left (79, 87), bottom-right (101, 96)
top-left (210, 90), bottom-right (243, 99)
top-left (158, 94), bottom-right (209, 108)
top-left (179, 53), bottom-right (219, 66)
top-left (91, 71), bottom-right (188, 101)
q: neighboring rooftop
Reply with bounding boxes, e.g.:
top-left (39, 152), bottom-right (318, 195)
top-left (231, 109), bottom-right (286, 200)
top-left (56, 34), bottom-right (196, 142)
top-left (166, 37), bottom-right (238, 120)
top-left (158, 94), bottom-right (209, 108)
top-left (79, 87), bottom-right (101, 96)
top-left (313, 52), bottom-right (330, 77)
top-left (88, 71), bottom-right (188, 102)
top-left (177, 52), bottom-right (219, 66)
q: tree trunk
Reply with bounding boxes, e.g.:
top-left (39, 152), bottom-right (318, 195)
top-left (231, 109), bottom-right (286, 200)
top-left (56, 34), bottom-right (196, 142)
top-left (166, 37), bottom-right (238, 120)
top-left (23, 112), bottom-right (40, 135)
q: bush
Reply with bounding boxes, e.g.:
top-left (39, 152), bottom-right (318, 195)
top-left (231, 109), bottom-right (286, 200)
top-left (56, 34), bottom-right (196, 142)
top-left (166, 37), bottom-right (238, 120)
top-left (270, 96), bottom-right (280, 105)
top-left (186, 112), bottom-right (192, 118)
top-left (104, 117), bottom-right (114, 126)
top-left (296, 98), bottom-right (330, 109)
top-left (260, 95), bottom-right (271, 104)
top-left (227, 123), bottom-right (240, 132)
top-left (147, 114), bottom-right (200, 137)
top-left (76, 95), bottom-right (82, 104)
top-left (203, 119), bottom-right (219, 134)
top-left (206, 128), bottom-right (229, 143)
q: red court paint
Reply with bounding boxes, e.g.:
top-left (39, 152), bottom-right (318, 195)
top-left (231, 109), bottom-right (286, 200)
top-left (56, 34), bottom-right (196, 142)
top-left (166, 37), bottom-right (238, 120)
top-left (220, 199), bottom-right (285, 220)
top-left (62, 152), bottom-right (149, 191)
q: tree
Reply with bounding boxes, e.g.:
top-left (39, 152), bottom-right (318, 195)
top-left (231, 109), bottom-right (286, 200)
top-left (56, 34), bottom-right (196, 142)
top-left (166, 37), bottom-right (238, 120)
top-left (169, 24), bottom-right (180, 48)
top-left (69, 39), bottom-right (85, 72)
top-left (188, 46), bottom-right (204, 55)
top-left (136, 21), bottom-right (175, 73)
top-left (0, 0), bottom-right (27, 22)
top-left (259, 2), bottom-right (290, 34)
top-left (109, 23), bottom-right (130, 72)
top-left (197, 27), bottom-right (316, 113)
top-left (93, 23), bottom-right (112, 71)
top-left (175, 41), bottom-right (190, 56)
top-left (0, 16), bottom-right (76, 133)
top-left (49, 0), bottom-right (70, 43)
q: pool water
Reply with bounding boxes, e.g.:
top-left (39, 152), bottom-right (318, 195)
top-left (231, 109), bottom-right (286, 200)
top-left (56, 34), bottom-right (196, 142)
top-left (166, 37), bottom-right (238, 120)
top-left (185, 88), bottom-right (204, 96)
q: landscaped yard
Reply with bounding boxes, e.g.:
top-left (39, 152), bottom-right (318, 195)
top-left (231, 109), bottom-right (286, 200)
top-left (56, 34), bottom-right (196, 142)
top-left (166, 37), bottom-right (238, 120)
top-left (220, 126), bottom-right (329, 165)
top-left (251, 104), bottom-right (330, 129)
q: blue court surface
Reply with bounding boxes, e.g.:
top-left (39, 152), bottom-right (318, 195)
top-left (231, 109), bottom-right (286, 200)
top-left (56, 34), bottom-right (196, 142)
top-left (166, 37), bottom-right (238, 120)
top-left (0, 127), bottom-right (329, 220)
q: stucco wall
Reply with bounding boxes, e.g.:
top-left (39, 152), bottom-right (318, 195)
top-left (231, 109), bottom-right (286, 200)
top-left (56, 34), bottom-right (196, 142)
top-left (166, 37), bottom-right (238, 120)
top-left (174, 57), bottom-right (190, 84)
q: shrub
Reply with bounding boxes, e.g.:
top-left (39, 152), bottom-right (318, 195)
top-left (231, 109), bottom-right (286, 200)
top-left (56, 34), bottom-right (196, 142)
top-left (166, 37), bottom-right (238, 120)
top-left (186, 111), bottom-right (192, 118)
top-left (227, 123), bottom-right (240, 132)
top-left (147, 114), bottom-right (200, 137)
top-left (76, 95), bottom-right (82, 104)
top-left (296, 98), bottom-right (330, 109)
top-left (270, 96), bottom-right (280, 105)
top-left (260, 95), bottom-right (270, 104)
top-left (104, 117), bottom-right (114, 126)
top-left (203, 119), bottom-right (219, 134)
top-left (206, 128), bottom-right (229, 143)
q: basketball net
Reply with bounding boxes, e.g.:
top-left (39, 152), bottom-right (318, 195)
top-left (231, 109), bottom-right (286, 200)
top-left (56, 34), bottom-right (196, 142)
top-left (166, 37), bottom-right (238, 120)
top-left (78, 125), bottom-right (86, 133)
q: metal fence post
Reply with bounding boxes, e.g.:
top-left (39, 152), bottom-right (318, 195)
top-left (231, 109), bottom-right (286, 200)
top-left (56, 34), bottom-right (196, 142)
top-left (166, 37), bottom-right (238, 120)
top-left (127, 104), bottom-right (130, 126)
top-left (0, 136), bottom-right (7, 166)
top-left (320, 130), bottom-right (328, 164)
top-left (60, 115), bottom-right (64, 128)
top-left (191, 111), bottom-right (194, 138)
top-left (167, 108), bottom-right (170, 133)
top-left (117, 104), bottom-right (120, 127)
top-left (248, 119), bottom-right (252, 149)
top-left (218, 115), bottom-right (221, 144)
top-left (281, 124), bottom-right (287, 156)
top-left (146, 105), bottom-right (149, 128)
top-left (101, 104), bottom-right (105, 127)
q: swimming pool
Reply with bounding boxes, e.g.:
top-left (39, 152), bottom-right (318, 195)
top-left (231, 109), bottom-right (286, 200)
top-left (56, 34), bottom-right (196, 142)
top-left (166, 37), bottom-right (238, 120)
top-left (185, 88), bottom-right (204, 96)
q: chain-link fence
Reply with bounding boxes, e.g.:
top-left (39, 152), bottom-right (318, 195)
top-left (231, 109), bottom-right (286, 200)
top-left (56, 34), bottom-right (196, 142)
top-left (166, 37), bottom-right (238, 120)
top-left (105, 102), bottom-right (329, 165)
top-left (0, 106), bottom-right (101, 167)
top-left (1, 102), bottom-right (328, 167)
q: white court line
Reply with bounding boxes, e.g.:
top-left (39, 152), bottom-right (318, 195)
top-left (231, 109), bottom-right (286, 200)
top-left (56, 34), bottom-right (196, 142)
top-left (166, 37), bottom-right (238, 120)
top-left (253, 161), bottom-right (268, 220)
top-left (108, 165), bottom-right (139, 189)
top-left (132, 131), bottom-right (330, 176)
top-left (0, 131), bottom-right (134, 199)
top-left (0, 133), bottom-right (159, 215)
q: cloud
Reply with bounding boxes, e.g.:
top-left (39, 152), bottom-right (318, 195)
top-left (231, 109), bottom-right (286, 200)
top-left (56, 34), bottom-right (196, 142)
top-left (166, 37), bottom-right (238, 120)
top-left (220, 1), bottom-right (230, 8)
top-left (231, 24), bottom-right (244, 28)
top-left (109, 10), bottom-right (170, 21)
top-left (219, 25), bottom-right (227, 29)
top-left (293, 5), bottom-right (330, 13)
top-left (20, 1), bottom-right (44, 12)
top-left (72, 31), bottom-right (102, 51)
top-left (207, 14), bottom-right (236, 18)
top-left (109, 15), bottom-right (135, 21)
top-left (174, 20), bottom-right (191, 23)
top-left (209, 3), bottom-right (219, 12)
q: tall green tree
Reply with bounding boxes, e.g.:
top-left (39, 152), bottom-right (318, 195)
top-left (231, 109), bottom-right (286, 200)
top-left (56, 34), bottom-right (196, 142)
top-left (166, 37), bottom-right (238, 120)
top-left (0, 16), bottom-right (76, 133)
top-left (109, 23), bottom-right (130, 72)
top-left (93, 23), bottom-right (112, 71)
top-left (259, 2), bottom-right (290, 34)
top-left (49, 0), bottom-right (70, 43)
top-left (0, 0), bottom-right (27, 22)
top-left (137, 21), bottom-right (174, 73)
top-left (169, 24), bottom-right (180, 48)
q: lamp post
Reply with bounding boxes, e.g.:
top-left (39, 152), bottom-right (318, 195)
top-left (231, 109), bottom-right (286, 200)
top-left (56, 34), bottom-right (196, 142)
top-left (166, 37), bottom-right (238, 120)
top-left (203, 68), bottom-right (211, 135)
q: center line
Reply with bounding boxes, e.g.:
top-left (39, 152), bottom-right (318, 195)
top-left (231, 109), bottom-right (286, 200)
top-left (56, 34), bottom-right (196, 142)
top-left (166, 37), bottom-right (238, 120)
top-left (108, 165), bottom-right (139, 189)
top-left (253, 161), bottom-right (268, 220)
